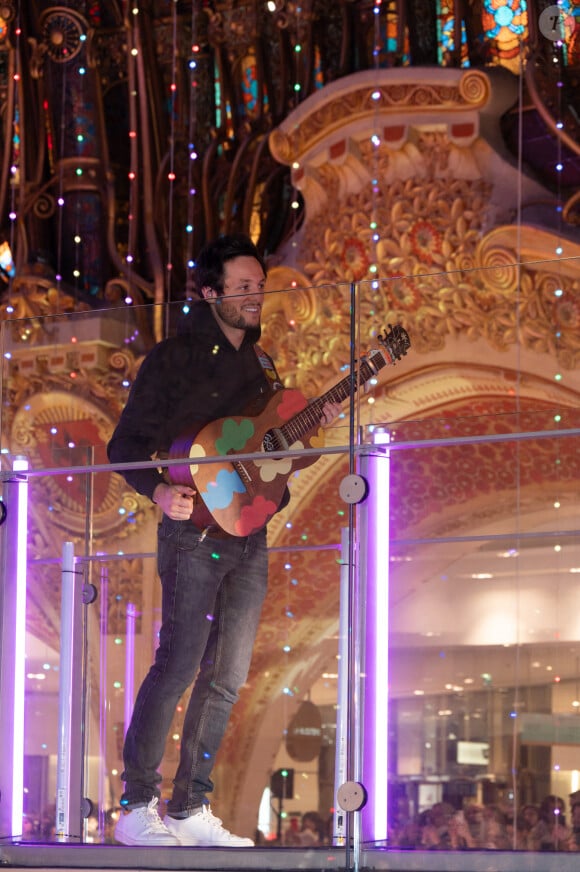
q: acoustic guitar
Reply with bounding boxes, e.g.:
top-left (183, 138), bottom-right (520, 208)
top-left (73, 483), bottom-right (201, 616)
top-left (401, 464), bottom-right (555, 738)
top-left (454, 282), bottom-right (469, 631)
top-left (169, 324), bottom-right (410, 536)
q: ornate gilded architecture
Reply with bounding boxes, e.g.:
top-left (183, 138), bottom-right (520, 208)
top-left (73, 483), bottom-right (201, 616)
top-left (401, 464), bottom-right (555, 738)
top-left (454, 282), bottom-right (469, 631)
top-left (1, 0), bottom-right (580, 841)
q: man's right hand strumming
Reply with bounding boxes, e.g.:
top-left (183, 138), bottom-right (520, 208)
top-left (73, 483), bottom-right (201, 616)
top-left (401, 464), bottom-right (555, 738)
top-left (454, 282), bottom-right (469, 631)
top-left (153, 483), bottom-right (196, 520)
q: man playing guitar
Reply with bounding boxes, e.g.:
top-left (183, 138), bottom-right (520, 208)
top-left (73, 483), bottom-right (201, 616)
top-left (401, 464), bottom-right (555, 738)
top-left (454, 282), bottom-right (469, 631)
top-left (108, 233), bottom-right (340, 847)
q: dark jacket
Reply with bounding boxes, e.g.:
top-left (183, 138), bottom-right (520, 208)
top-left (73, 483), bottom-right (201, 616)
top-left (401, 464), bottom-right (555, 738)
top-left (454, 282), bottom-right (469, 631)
top-left (107, 301), bottom-right (282, 504)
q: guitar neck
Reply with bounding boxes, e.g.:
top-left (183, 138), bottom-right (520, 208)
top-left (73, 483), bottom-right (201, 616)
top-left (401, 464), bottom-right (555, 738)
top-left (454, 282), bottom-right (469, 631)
top-left (280, 349), bottom-right (388, 445)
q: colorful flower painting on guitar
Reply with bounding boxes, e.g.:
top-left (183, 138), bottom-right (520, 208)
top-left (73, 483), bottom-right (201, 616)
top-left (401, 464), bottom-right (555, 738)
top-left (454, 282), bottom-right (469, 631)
top-left (254, 454), bottom-right (293, 482)
top-left (168, 440), bottom-right (205, 489)
top-left (215, 417), bottom-right (255, 454)
top-left (276, 389), bottom-right (308, 419)
top-left (309, 429), bottom-right (326, 449)
top-left (200, 468), bottom-right (247, 513)
top-left (234, 495), bottom-right (279, 536)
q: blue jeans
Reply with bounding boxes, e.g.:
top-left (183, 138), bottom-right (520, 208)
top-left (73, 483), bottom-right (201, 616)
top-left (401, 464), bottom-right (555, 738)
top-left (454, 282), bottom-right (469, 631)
top-left (120, 516), bottom-right (269, 813)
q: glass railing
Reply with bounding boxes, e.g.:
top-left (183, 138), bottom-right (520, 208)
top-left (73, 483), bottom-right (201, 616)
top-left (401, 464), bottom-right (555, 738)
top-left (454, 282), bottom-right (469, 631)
top-left (1, 277), bottom-right (580, 864)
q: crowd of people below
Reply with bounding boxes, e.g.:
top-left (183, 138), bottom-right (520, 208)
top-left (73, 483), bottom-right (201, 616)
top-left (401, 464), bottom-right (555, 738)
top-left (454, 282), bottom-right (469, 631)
top-left (389, 794), bottom-right (580, 851)
top-left (18, 795), bottom-right (580, 851)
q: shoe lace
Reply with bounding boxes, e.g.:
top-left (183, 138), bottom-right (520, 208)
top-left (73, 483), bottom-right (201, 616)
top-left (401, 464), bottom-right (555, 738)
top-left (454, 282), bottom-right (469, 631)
top-left (203, 806), bottom-right (228, 832)
top-left (138, 798), bottom-right (171, 833)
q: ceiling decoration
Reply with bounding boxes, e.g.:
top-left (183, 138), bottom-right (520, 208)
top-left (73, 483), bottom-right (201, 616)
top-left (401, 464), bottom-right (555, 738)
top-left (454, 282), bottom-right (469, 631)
top-left (39, 8), bottom-right (86, 64)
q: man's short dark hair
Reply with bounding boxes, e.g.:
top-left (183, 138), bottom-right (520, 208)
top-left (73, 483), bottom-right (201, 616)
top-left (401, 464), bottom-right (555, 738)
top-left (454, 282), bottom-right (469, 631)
top-left (193, 234), bottom-right (267, 298)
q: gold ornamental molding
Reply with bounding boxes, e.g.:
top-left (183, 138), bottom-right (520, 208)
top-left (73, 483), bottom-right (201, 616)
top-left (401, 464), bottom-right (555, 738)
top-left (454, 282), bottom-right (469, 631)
top-left (269, 68), bottom-right (490, 167)
top-left (1, 303), bottom-right (152, 546)
top-left (265, 359), bottom-right (580, 548)
top-left (10, 390), bottom-right (132, 538)
top-left (479, 225), bottom-right (580, 278)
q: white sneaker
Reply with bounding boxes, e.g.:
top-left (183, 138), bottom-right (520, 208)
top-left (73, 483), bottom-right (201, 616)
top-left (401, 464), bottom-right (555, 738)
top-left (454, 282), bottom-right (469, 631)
top-left (164, 805), bottom-right (254, 847)
top-left (115, 798), bottom-right (181, 846)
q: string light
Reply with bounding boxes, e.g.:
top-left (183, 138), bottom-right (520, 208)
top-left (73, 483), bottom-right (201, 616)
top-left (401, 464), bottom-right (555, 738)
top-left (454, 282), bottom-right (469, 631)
top-left (124, 0), bottom-right (141, 307)
top-left (548, 24), bottom-right (568, 569)
top-left (5, 15), bottom-right (23, 315)
top-left (64, 13), bottom-right (93, 299)
top-left (287, 3), bottom-right (306, 259)
top-left (163, 0), bottom-right (180, 322)
top-left (551, 42), bottom-right (564, 319)
top-left (368, 0), bottom-right (382, 294)
top-left (183, 6), bottom-right (201, 307)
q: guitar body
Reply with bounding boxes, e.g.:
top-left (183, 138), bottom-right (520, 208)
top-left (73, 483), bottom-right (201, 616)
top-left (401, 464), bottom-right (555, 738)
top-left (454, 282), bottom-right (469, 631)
top-left (169, 389), bottom-right (327, 537)
top-left (169, 324), bottom-right (411, 537)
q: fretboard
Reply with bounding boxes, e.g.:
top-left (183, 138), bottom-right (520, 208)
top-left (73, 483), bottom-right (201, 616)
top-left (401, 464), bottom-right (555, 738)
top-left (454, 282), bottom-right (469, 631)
top-left (280, 349), bottom-right (388, 446)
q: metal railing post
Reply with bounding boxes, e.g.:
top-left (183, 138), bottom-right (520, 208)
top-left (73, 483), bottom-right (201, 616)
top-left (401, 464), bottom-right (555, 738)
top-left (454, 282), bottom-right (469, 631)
top-left (55, 542), bottom-right (84, 841)
top-left (0, 462), bottom-right (28, 840)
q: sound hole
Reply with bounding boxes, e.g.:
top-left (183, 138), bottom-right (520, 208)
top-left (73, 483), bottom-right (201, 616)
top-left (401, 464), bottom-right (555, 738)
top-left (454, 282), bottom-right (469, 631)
top-left (263, 428), bottom-right (287, 453)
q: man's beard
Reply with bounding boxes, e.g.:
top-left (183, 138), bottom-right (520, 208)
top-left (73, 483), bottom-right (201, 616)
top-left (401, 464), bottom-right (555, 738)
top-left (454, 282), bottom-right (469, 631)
top-left (215, 299), bottom-right (261, 331)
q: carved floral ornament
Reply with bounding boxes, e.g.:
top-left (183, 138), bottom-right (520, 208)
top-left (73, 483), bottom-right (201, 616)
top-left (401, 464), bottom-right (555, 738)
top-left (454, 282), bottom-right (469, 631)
top-left (0, 275), bottom-right (87, 335)
top-left (263, 66), bottom-right (580, 397)
top-left (1, 284), bottom-right (148, 544)
top-left (1, 357), bottom-right (151, 647)
top-left (2, 369), bottom-right (150, 648)
top-left (8, 387), bottom-right (146, 538)
top-left (263, 168), bottom-right (580, 400)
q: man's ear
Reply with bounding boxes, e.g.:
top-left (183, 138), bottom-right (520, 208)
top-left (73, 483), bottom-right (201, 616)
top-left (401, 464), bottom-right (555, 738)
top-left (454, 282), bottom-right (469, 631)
top-left (201, 286), bottom-right (216, 300)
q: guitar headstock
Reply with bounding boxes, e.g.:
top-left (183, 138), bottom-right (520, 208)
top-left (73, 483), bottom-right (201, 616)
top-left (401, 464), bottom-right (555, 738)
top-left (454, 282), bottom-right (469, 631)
top-left (378, 324), bottom-right (411, 363)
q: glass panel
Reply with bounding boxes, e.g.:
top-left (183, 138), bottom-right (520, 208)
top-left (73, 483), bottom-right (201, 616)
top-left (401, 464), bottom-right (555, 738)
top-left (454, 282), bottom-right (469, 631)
top-left (383, 420), bottom-right (580, 853)
top-left (1, 265), bottom-right (579, 864)
top-left (0, 290), bottom-right (360, 847)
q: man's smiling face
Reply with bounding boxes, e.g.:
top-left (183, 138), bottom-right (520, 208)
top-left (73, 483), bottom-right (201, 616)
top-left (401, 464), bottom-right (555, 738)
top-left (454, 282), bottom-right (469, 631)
top-left (210, 255), bottom-right (266, 344)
